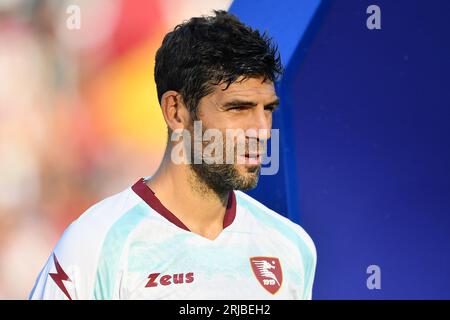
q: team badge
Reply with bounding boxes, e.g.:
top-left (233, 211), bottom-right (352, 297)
top-left (250, 257), bottom-right (283, 294)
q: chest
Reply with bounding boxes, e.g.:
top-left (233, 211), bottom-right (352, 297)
top-left (118, 232), bottom-right (306, 299)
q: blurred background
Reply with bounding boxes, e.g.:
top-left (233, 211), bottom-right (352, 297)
top-left (1, 0), bottom-right (450, 299)
top-left (0, 0), bottom-right (232, 299)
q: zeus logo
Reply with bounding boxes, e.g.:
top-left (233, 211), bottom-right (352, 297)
top-left (145, 272), bottom-right (194, 287)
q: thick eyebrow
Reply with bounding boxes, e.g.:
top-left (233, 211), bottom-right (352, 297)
top-left (265, 98), bottom-right (280, 110)
top-left (222, 98), bottom-right (280, 109)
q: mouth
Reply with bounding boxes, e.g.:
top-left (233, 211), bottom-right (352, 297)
top-left (237, 153), bottom-right (262, 165)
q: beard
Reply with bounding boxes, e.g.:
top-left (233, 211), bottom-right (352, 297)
top-left (187, 123), bottom-right (262, 195)
top-left (190, 162), bottom-right (261, 195)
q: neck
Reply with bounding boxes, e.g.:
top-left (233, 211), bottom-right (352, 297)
top-left (145, 148), bottom-right (230, 240)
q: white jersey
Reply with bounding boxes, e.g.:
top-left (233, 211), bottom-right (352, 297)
top-left (29, 178), bottom-right (316, 300)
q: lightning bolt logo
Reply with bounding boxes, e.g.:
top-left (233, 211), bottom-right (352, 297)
top-left (49, 253), bottom-right (72, 300)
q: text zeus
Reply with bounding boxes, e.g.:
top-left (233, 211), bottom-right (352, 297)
top-left (146, 272), bottom-right (194, 287)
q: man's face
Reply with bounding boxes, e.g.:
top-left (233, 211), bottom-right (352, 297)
top-left (187, 76), bottom-right (279, 193)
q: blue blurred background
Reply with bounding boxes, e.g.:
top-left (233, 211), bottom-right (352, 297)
top-left (0, 0), bottom-right (449, 299)
top-left (233, 0), bottom-right (450, 299)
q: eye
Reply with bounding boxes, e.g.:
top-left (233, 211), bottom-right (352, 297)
top-left (228, 106), bottom-right (249, 112)
top-left (264, 105), bottom-right (277, 112)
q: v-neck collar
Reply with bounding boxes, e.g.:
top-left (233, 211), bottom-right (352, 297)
top-left (131, 178), bottom-right (237, 232)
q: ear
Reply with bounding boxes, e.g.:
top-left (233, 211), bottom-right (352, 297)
top-left (160, 91), bottom-right (191, 131)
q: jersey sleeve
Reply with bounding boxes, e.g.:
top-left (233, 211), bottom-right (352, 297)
top-left (29, 220), bottom-right (98, 300)
top-left (304, 247), bottom-right (317, 300)
top-left (29, 252), bottom-right (81, 300)
top-left (29, 188), bottom-right (137, 300)
top-left (293, 224), bottom-right (317, 300)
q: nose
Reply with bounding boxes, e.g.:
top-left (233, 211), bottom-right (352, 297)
top-left (247, 104), bottom-right (272, 141)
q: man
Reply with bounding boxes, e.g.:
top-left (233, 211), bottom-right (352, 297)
top-left (30, 10), bottom-right (316, 300)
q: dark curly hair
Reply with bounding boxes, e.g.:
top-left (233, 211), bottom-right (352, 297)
top-left (154, 10), bottom-right (283, 120)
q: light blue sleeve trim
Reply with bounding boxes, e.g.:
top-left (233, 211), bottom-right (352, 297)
top-left (93, 203), bottom-right (149, 299)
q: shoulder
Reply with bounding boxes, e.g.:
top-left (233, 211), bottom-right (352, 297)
top-left (55, 187), bottom-right (141, 253)
top-left (30, 186), bottom-right (145, 299)
top-left (52, 183), bottom-right (157, 276)
top-left (234, 191), bottom-right (316, 261)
